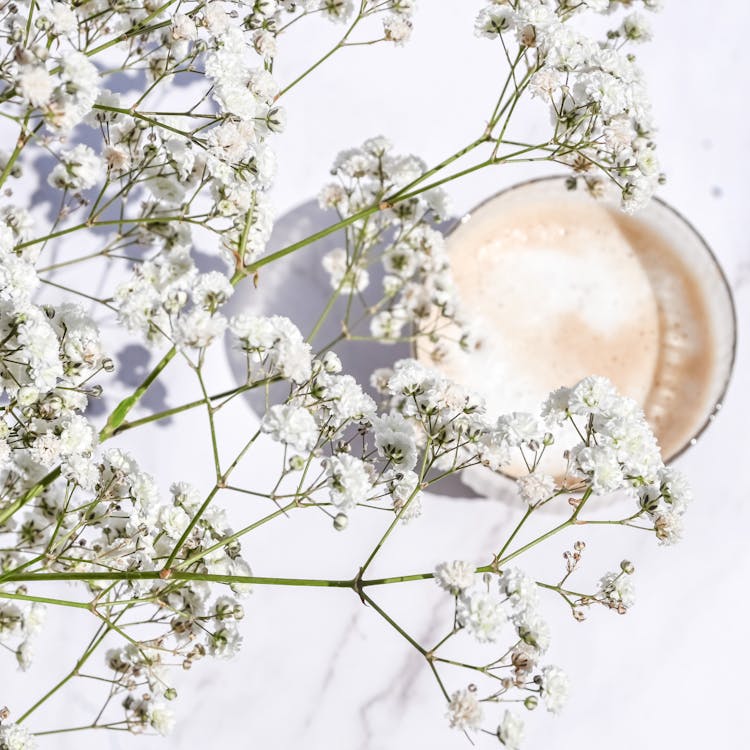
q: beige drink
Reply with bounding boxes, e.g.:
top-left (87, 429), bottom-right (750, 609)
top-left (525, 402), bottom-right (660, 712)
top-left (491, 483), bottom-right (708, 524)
top-left (421, 178), bottom-right (735, 480)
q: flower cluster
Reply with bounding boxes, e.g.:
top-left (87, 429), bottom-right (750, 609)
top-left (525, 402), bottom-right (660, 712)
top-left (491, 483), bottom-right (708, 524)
top-left (475, 0), bottom-right (663, 210)
top-left (543, 375), bottom-right (692, 543)
top-left (372, 358), bottom-right (503, 471)
top-left (0, 213), bottom-right (111, 491)
top-left (319, 138), bottom-right (475, 351)
top-left (1, 444), bottom-right (252, 732)
top-left (438, 563), bottom-right (567, 735)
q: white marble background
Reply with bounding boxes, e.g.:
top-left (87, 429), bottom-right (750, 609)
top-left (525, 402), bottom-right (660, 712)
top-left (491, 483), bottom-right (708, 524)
top-left (6, 2), bottom-right (750, 748)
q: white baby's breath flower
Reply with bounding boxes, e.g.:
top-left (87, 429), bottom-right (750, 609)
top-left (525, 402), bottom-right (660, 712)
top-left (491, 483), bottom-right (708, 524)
top-left (48, 145), bottom-right (104, 191)
top-left (515, 609), bottom-right (550, 654)
top-left (388, 470), bottom-right (423, 521)
top-left (320, 351), bottom-right (342, 373)
top-left (321, 0), bottom-right (354, 23)
top-left (498, 568), bottom-right (539, 613)
top-left (659, 467), bottom-right (692, 512)
top-left (148, 702), bottom-right (176, 736)
top-left (17, 66), bottom-right (54, 108)
top-left (446, 688), bottom-right (482, 731)
top-left (324, 454), bottom-right (373, 511)
top-left (384, 15), bottom-right (412, 45)
top-left (0, 722), bottom-right (36, 750)
top-left (261, 404), bottom-right (318, 452)
top-left (46, 2), bottom-right (77, 35)
top-left (496, 412), bottom-right (545, 447)
top-left (568, 376), bottom-right (617, 417)
top-left (16, 639), bottom-right (34, 671)
top-left (173, 309), bottom-right (227, 349)
top-left (457, 589), bottom-right (508, 642)
top-left (474, 7), bottom-right (515, 39)
top-left (158, 505), bottom-right (191, 540)
top-left (497, 710), bottom-right (524, 749)
top-left (653, 509), bottom-right (683, 545)
top-left (192, 272), bottom-right (234, 310)
top-left (541, 665), bottom-right (570, 713)
top-left (599, 571), bottom-right (635, 610)
top-left (622, 12), bottom-right (652, 43)
top-left (434, 560), bottom-right (475, 595)
top-left (516, 472), bottom-right (555, 506)
top-left (573, 445), bottom-right (624, 495)
top-left (371, 412), bottom-right (418, 471)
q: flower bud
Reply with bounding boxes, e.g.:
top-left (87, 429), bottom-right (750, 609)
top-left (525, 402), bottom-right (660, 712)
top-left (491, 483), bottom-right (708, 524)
top-left (333, 513), bottom-right (348, 531)
top-left (512, 651), bottom-right (532, 671)
top-left (524, 695), bottom-right (539, 711)
top-left (321, 351), bottom-right (342, 374)
top-left (620, 560), bottom-right (635, 575)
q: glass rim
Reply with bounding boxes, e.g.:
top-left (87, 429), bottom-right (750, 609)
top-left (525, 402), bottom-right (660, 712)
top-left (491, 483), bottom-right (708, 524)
top-left (445, 174), bottom-right (738, 466)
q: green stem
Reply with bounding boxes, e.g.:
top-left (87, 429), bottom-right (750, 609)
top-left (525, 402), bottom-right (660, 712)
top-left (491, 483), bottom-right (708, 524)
top-left (99, 347), bottom-right (177, 441)
top-left (17, 215), bottom-right (205, 251)
top-left (357, 436), bottom-right (432, 577)
top-left (245, 203), bottom-right (380, 273)
top-left (0, 467), bottom-right (61, 527)
top-left (0, 111), bottom-right (34, 191)
top-left (277, 7), bottom-right (363, 98)
top-left (83, 0), bottom-right (183, 58)
top-left (361, 572), bottom-right (437, 586)
top-left (177, 501), bottom-right (296, 569)
top-left (112, 379), bottom-right (275, 435)
top-left (2, 571), bottom-right (356, 587)
top-left (161, 486), bottom-right (219, 572)
top-left (18, 624), bottom-right (111, 722)
top-left (493, 505), bottom-right (534, 565)
top-left (495, 519), bottom-right (573, 568)
top-left (0, 590), bottom-right (90, 609)
top-left (360, 590), bottom-right (425, 654)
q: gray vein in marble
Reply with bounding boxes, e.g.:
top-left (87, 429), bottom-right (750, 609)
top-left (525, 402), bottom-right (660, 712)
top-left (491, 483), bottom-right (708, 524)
top-left (300, 609), bottom-right (363, 732)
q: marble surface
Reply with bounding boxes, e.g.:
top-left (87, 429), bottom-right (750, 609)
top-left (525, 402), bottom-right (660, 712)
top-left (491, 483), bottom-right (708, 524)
top-left (6, 2), bottom-right (750, 748)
